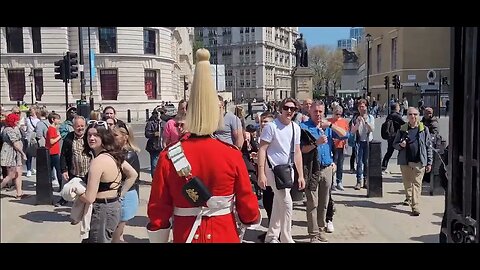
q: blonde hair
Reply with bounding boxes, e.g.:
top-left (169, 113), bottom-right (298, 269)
top-left (90, 110), bottom-right (102, 121)
top-left (112, 125), bottom-right (140, 153)
top-left (234, 106), bottom-right (245, 119)
top-left (184, 49), bottom-right (221, 135)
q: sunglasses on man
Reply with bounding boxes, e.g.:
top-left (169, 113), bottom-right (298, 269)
top-left (282, 105), bottom-right (297, 112)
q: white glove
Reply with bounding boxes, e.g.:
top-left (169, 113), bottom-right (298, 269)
top-left (147, 228), bottom-right (171, 243)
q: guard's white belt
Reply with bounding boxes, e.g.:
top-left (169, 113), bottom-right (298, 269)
top-left (174, 195), bottom-right (234, 243)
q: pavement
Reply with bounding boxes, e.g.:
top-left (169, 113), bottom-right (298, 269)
top-left (1, 161), bottom-right (444, 243)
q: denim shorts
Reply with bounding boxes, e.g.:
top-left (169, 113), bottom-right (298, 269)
top-left (120, 189), bottom-right (139, 222)
top-left (83, 200), bottom-right (121, 243)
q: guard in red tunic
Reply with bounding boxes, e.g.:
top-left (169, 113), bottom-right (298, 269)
top-left (147, 48), bottom-right (261, 243)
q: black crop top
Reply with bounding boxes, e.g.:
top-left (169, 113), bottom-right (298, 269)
top-left (84, 151), bottom-right (122, 193)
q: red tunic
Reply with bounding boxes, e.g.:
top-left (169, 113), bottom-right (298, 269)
top-left (147, 134), bottom-right (260, 243)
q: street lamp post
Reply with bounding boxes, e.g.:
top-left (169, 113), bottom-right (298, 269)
top-left (28, 70), bottom-right (34, 105)
top-left (213, 29), bottom-right (219, 91)
top-left (365, 33), bottom-right (372, 98)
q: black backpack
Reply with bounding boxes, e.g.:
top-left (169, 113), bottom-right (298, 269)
top-left (381, 118), bottom-right (395, 140)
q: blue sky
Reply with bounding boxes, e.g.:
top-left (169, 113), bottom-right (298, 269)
top-left (299, 27), bottom-right (351, 47)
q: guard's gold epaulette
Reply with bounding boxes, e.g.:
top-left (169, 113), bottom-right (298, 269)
top-left (214, 137), bottom-right (240, 150)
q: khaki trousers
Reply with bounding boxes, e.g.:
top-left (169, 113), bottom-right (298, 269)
top-left (400, 162), bottom-right (426, 211)
top-left (305, 166), bottom-right (333, 235)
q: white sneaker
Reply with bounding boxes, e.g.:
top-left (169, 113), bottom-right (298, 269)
top-left (26, 171), bottom-right (32, 177)
top-left (52, 180), bottom-right (60, 188)
top-left (31, 169), bottom-right (36, 175)
top-left (326, 221), bottom-right (335, 233)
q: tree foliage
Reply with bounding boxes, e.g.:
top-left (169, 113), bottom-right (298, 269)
top-left (309, 45), bottom-right (344, 96)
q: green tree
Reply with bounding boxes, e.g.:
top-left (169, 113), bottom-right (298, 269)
top-left (309, 45), bottom-right (344, 97)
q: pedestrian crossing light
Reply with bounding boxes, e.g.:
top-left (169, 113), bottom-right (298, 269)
top-left (67, 52), bottom-right (79, 79)
top-left (384, 76), bottom-right (389, 90)
top-left (392, 75), bottom-right (399, 89)
top-left (54, 58), bottom-right (66, 81)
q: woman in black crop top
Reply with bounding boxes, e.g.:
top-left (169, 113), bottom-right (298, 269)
top-left (77, 122), bottom-right (138, 243)
top-left (111, 124), bottom-right (141, 243)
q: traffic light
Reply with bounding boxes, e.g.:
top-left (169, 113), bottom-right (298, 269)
top-left (396, 75), bottom-right (401, 89)
top-left (384, 76), bottom-right (389, 90)
top-left (184, 81), bottom-right (189, 91)
top-left (442, 77), bottom-right (448, 85)
top-left (66, 52), bottom-right (79, 79)
top-left (392, 75), bottom-right (399, 89)
top-left (54, 58), bottom-right (66, 81)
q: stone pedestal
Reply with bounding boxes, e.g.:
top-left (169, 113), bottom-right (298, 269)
top-left (291, 67), bottom-right (314, 102)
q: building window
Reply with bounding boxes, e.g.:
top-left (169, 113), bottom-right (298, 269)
top-left (246, 69), bottom-right (250, 76)
top-left (240, 69), bottom-right (244, 76)
top-left (391, 37), bottom-right (397, 70)
top-left (227, 70), bottom-right (232, 76)
top-left (7, 69), bottom-right (26, 101)
top-left (252, 69), bottom-right (256, 75)
top-left (246, 80), bottom-right (250, 87)
top-left (376, 44), bottom-right (382, 73)
top-left (100, 69), bottom-right (118, 100)
top-left (144, 29), bottom-right (156, 55)
top-left (6, 27), bottom-right (24, 53)
top-left (144, 70), bottom-right (158, 100)
top-left (240, 80), bottom-right (244, 87)
top-left (251, 27), bottom-right (255, 32)
top-left (252, 79), bottom-right (256, 86)
top-left (34, 69), bottom-right (44, 101)
top-left (32, 27), bottom-right (41, 53)
top-left (98, 27), bottom-right (117, 53)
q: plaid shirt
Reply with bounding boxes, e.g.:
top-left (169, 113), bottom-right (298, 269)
top-left (71, 135), bottom-right (90, 177)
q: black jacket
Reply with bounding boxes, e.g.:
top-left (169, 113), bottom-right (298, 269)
top-left (123, 150), bottom-right (140, 193)
top-left (387, 111), bottom-right (406, 133)
top-left (60, 131), bottom-right (76, 175)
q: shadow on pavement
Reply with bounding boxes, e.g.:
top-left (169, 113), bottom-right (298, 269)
top-left (433, 212), bottom-right (444, 218)
top-left (292, 234), bottom-right (310, 241)
top-left (292, 220), bottom-right (307, 227)
top-left (336, 200), bottom-right (412, 215)
top-left (20, 210), bottom-right (70, 223)
top-left (137, 179), bottom-right (151, 186)
top-left (410, 233), bottom-right (439, 243)
top-left (333, 192), bottom-right (368, 199)
top-left (124, 234), bottom-right (149, 243)
top-left (127, 215), bottom-right (149, 227)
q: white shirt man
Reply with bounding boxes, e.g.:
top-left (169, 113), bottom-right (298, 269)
top-left (257, 98), bottom-right (305, 243)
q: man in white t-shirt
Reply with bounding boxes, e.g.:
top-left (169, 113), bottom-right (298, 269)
top-left (257, 97), bottom-right (306, 243)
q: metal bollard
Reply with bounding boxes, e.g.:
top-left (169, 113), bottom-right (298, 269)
top-left (146, 109), bottom-right (149, 120)
top-left (127, 109), bottom-right (131, 123)
top-left (35, 147), bottom-right (54, 205)
top-left (367, 140), bottom-right (383, 197)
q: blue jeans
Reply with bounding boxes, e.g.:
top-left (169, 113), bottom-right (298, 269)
top-left (26, 154), bottom-right (33, 171)
top-left (149, 151), bottom-right (161, 178)
top-left (355, 141), bottom-right (369, 183)
top-left (50, 154), bottom-right (63, 189)
top-left (333, 148), bottom-right (345, 185)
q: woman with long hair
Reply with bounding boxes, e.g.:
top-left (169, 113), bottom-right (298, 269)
top-left (111, 123), bottom-right (140, 243)
top-left (78, 122), bottom-right (138, 243)
top-left (147, 49), bottom-right (260, 243)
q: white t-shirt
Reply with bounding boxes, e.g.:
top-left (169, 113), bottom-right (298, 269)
top-left (357, 114), bottom-right (375, 142)
top-left (260, 118), bottom-right (301, 167)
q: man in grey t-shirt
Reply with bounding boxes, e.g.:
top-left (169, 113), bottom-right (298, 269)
top-left (215, 95), bottom-right (244, 149)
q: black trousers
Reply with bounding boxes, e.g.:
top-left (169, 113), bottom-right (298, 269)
top-left (350, 145), bottom-right (356, 170)
top-left (262, 186), bottom-right (274, 221)
top-left (326, 185), bottom-right (334, 222)
top-left (382, 138), bottom-right (395, 169)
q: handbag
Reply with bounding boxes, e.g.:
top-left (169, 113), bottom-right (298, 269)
top-left (268, 122), bottom-right (295, 190)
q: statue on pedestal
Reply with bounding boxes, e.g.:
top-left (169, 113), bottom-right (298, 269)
top-left (294, 33), bottom-right (308, 67)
